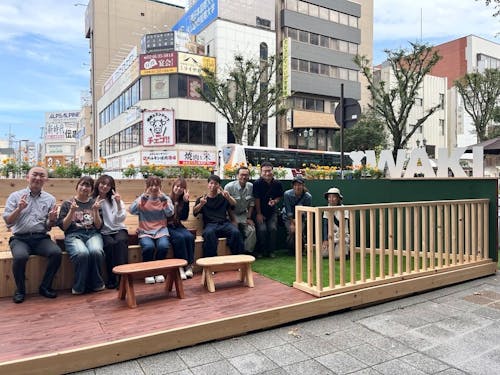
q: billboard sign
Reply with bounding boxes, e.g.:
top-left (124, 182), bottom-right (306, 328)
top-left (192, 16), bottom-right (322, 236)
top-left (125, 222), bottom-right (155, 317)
top-left (45, 111), bottom-right (80, 141)
top-left (140, 52), bottom-right (177, 75)
top-left (142, 110), bottom-right (175, 147)
top-left (172, 0), bottom-right (218, 35)
top-left (178, 52), bottom-right (215, 75)
top-left (142, 150), bottom-right (178, 166)
top-left (178, 150), bottom-right (217, 166)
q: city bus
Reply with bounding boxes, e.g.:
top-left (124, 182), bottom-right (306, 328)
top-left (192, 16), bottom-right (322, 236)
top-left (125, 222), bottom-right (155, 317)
top-left (220, 144), bottom-right (351, 179)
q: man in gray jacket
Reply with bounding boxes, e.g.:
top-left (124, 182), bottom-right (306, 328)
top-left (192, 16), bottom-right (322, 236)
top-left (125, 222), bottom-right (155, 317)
top-left (224, 166), bottom-right (256, 253)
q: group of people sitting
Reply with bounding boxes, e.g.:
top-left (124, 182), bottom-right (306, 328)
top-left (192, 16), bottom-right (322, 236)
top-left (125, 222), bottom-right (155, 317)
top-left (3, 163), bottom-right (349, 304)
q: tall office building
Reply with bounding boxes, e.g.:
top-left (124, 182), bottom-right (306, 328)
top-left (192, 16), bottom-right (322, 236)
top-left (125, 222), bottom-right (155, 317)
top-left (276, 0), bottom-right (373, 151)
top-left (83, 0), bottom-right (185, 160)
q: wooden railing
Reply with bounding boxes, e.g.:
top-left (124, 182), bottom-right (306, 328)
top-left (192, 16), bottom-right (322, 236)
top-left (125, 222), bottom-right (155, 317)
top-left (294, 199), bottom-right (491, 297)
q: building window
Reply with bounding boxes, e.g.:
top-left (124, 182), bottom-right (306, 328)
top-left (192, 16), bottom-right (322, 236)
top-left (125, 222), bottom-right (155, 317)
top-left (310, 33), bottom-right (319, 46)
top-left (260, 42), bottom-right (268, 60)
top-left (286, 0), bottom-right (297, 12)
top-left (176, 120), bottom-right (215, 145)
top-left (310, 62), bottom-right (319, 74)
top-left (319, 7), bottom-right (329, 20)
top-left (348, 15), bottom-right (358, 28)
top-left (297, 0), bottom-right (308, 14)
top-left (329, 10), bottom-right (339, 23)
top-left (287, 28), bottom-right (298, 40)
top-left (439, 119), bottom-right (445, 136)
top-left (439, 93), bottom-right (445, 109)
top-left (308, 4), bottom-right (318, 17)
top-left (298, 30), bottom-right (308, 43)
top-left (298, 59), bottom-right (308, 72)
top-left (339, 13), bottom-right (348, 25)
top-left (319, 35), bottom-right (329, 48)
top-left (415, 98), bottom-right (423, 106)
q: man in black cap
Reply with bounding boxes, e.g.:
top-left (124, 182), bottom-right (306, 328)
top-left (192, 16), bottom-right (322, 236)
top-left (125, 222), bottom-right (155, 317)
top-left (281, 175), bottom-right (312, 255)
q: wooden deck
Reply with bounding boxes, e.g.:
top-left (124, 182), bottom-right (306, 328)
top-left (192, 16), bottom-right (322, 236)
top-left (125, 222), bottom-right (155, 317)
top-left (0, 271), bottom-right (313, 374)
top-left (0, 262), bottom-right (496, 374)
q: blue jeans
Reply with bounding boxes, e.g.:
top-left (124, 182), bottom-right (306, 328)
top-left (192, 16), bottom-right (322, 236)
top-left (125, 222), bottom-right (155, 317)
top-left (64, 231), bottom-right (104, 294)
top-left (139, 236), bottom-right (170, 262)
top-left (169, 226), bottom-right (195, 265)
top-left (202, 222), bottom-right (243, 257)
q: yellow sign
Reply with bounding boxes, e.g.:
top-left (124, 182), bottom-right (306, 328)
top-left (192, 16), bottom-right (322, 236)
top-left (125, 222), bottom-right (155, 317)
top-left (178, 52), bottom-right (216, 76)
top-left (140, 67), bottom-right (178, 75)
top-left (282, 38), bottom-right (291, 97)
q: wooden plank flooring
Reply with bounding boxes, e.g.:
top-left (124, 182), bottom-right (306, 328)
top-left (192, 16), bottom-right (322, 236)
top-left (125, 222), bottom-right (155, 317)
top-left (0, 271), bottom-right (314, 364)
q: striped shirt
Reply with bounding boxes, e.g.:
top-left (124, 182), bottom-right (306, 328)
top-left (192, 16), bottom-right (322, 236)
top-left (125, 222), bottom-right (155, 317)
top-left (129, 193), bottom-right (174, 238)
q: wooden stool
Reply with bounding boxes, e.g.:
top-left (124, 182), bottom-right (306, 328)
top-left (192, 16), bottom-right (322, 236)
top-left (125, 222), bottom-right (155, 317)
top-left (113, 259), bottom-right (187, 308)
top-left (196, 254), bottom-right (256, 292)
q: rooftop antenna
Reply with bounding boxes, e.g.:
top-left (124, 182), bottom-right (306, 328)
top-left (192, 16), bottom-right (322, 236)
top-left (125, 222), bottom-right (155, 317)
top-left (420, 8), bottom-right (423, 42)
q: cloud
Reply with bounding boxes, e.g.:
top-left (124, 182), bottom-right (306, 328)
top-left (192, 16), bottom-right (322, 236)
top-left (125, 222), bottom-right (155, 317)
top-left (0, 1), bottom-right (86, 44)
top-left (374, 0), bottom-right (497, 43)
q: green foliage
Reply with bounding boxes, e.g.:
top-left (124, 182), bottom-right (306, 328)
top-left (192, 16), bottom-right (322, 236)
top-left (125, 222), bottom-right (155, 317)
top-left (455, 69), bottom-right (500, 142)
top-left (198, 54), bottom-right (287, 145)
top-left (52, 163), bottom-right (82, 178)
top-left (479, 0), bottom-right (500, 16)
top-left (122, 164), bottom-right (138, 178)
top-left (82, 163), bottom-right (104, 176)
top-left (140, 164), bottom-right (166, 178)
top-left (1, 158), bottom-right (19, 177)
top-left (354, 42), bottom-right (442, 157)
top-left (334, 110), bottom-right (389, 151)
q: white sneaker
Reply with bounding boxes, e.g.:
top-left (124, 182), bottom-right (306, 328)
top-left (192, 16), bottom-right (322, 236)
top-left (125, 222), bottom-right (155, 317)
top-left (154, 275), bottom-right (165, 283)
top-left (145, 276), bottom-right (155, 284)
top-left (179, 267), bottom-right (187, 280)
top-left (185, 266), bottom-right (193, 279)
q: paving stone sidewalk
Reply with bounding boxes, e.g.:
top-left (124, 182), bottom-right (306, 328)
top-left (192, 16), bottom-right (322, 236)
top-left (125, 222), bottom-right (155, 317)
top-left (74, 274), bottom-right (500, 375)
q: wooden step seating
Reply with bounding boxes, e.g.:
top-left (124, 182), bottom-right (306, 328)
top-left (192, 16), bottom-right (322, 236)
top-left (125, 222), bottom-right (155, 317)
top-left (196, 254), bottom-right (256, 292)
top-left (113, 258), bottom-right (187, 308)
top-left (0, 200), bottom-right (230, 298)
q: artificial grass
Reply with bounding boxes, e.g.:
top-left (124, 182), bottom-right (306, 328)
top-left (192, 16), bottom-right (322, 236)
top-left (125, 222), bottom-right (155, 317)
top-left (253, 249), bottom-right (466, 287)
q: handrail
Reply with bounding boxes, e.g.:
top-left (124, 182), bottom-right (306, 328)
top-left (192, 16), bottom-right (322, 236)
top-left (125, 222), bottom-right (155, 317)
top-left (294, 199), bottom-right (490, 297)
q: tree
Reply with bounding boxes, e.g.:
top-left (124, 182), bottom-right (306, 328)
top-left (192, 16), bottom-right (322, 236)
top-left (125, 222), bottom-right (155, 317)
top-left (478, 0), bottom-right (500, 16)
top-left (354, 42), bottom-right (442, 157)
top-left (333, 110), bottom-right (388, 151)
top-left (454, 69), bottom-right (500, 142)
top-left (198, 54), bottom-right (287, 145)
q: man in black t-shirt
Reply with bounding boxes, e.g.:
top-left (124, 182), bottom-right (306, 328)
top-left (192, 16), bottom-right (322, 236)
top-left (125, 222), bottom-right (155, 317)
top-left (252, 162), bottom-right (284, 257)
top-left (193, 175), bottom-right (244, 257)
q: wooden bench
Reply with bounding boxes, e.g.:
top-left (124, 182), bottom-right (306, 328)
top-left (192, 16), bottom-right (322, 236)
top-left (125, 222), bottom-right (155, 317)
top-left (113, 258), bottom-right (187, 308)
top-left (196, 254), bottom-right (256, 293)
top-left (0, 179), bottom-right (235, 298)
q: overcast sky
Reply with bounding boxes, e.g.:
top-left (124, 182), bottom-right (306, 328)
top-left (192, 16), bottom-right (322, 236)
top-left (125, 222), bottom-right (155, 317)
top-left (0, 0), bottom-right (498, 144)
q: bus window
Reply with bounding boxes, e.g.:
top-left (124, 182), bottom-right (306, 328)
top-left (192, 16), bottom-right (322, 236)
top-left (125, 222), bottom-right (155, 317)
top-left (220, 144), bottom-right (351, 179)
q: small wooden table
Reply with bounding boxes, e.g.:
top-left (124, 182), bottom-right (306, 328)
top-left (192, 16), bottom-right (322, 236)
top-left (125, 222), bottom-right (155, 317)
top-left (113, 259), bottom-right (187, 308)
top-left (196, 254), bottom-right (256, 293)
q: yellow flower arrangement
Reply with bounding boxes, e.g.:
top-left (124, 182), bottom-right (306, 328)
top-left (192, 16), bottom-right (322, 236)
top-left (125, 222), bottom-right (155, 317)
top-left (303, 164), bottom-right (341, 180)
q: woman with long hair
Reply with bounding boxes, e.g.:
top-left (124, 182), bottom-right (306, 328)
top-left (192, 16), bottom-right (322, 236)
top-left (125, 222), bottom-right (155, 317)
top-left (168, 177), bottom-right (195, 279)
top-left (92, 174), bottom-right (128, 289)
top-left (57, 176), bottom-right (105, 294)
